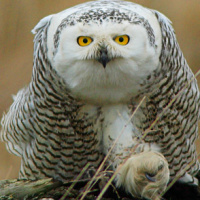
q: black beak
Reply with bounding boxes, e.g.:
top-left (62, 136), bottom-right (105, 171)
top-left (98, 49), bottom-right (110, 68)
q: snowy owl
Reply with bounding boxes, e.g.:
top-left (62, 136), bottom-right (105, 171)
top-left (1, 0), bottom-right (200, 199)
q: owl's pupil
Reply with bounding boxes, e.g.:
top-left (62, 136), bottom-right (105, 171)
top-left (83, 38), bottom-right (88, 43)
top-left (119, 37), bottom-right (124, 42)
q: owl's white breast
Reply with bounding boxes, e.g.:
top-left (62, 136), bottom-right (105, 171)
top-left (99, 104), bottom-right (161, 169)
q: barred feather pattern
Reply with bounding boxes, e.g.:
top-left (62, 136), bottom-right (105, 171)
top-left (132, 10), bottom-right (200, 183)
top-left (1, 21), bottom-right (104, 180)
top-left (1, 0), bottom-right (200, 186)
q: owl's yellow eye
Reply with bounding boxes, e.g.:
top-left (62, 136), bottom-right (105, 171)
top-left (114, 35), bottom-right (129, 45)
top-left (77, 36), bottom-right (93, 46)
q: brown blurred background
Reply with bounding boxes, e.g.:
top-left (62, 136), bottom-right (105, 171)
top-left (0, 0), bottom-right (200, 180)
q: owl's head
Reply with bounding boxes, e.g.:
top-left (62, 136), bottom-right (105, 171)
top-left (33, 1), bottom-right (163, 104)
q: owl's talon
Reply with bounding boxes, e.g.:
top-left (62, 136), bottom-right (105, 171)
top-left (116, 151), bottom-right (170, 200)
top-left (145, 173), bottom-right (156, 182)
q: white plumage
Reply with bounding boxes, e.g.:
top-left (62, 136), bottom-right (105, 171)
top-left (1, 1), bottom-right (200, 199)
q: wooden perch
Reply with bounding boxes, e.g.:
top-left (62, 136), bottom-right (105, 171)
top-left (0, 179), bottom-right (62, 199)
top-left (0, 178), bottom-right (129, 200)
top-left (0, 178), bottom-right (200, 200)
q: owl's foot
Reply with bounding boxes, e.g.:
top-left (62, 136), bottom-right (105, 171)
top-left (116, 151), bottom-right (170, 200)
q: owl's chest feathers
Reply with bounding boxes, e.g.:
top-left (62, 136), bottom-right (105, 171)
top-left (77, 103), bottom-right (160, 157)
top-left (79, 104), bottom-right (135, 141)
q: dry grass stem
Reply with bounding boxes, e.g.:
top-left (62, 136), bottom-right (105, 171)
top-left (60, 163), bottom-right (90, 200)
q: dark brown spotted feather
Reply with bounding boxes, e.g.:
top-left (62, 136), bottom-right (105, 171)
top-left (1, 21), bottom-right (103, 181)
top-left (133, 10), bottom-right (200, 182)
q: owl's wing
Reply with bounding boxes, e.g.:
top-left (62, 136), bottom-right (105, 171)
top-left (0, 82), bottom-right (81, 180)
top-left (32, 15), bottom-right (53, 34)
top-left (1, 87), bottom-right (31, 156)
top-left (147, 10), bottom-right (200, 181)
top-left (1, 15), bottom-right (53, 157)
top-left (0, 14), bottom-right (103, 180)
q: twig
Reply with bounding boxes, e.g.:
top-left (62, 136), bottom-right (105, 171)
top-left (60, 163), bottom-right (90, 200)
